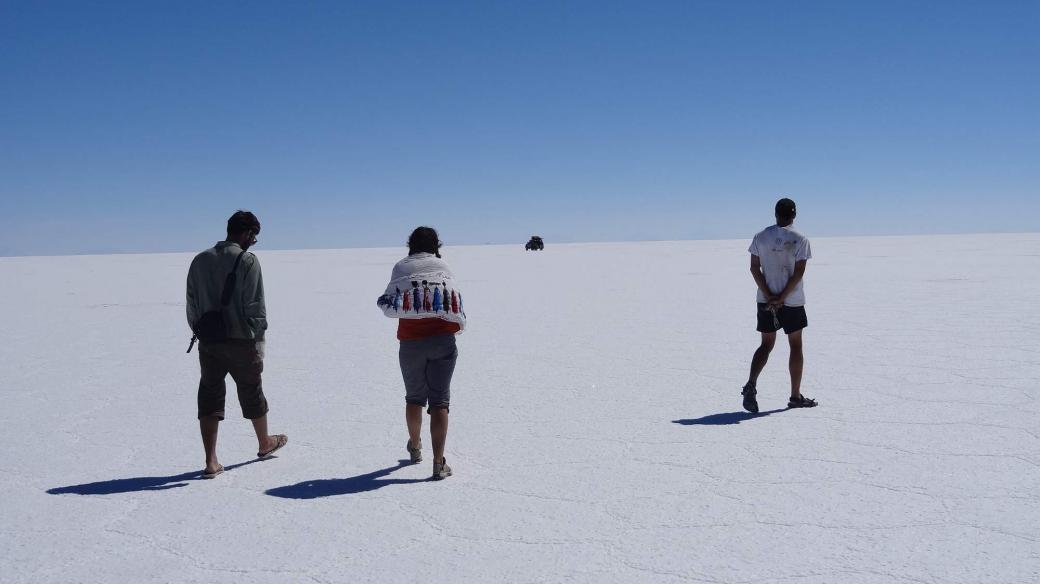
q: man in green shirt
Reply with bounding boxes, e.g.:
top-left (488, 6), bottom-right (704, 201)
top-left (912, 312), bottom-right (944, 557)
top-left (186, 211), bottom-right (287, 478)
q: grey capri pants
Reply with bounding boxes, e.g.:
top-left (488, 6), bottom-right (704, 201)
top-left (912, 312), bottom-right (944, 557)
top-left (399, 334), bottom-right (458, 412)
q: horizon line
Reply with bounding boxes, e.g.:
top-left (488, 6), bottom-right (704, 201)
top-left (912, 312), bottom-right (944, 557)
top-left (1, 229), bottom-right (1036, 260)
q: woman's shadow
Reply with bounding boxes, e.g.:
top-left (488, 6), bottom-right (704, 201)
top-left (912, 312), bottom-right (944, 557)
top-left (266, 460), bottom-right (428, 499)
top-left (672, 408), bottom-right (787, 426)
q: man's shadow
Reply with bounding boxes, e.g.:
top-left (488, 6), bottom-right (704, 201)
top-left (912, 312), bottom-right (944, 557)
top-left (266, 460), bottom-right (427, 499)
top-left (673, 408), bottom-right (788, 426)
top-left (46, 458), bottom-right (266, 495)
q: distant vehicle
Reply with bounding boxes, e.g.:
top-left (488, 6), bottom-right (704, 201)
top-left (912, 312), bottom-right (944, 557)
top-left (525, 236), bottom-right (544, 251)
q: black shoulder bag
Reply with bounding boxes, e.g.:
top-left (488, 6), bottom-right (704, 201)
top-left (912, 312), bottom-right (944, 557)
top-left (187, 251), bottom-right (245, 353)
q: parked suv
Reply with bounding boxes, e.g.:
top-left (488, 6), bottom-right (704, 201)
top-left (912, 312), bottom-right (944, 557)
top-left (525, 236), bottom-right (544, 251)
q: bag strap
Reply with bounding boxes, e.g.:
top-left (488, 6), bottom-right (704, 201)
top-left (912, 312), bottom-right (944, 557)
top-left (219, 250), bottom-right (246, 306)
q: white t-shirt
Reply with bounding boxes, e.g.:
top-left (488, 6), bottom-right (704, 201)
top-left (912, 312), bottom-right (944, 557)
top-left (749, 224), bottom-right (812, 307)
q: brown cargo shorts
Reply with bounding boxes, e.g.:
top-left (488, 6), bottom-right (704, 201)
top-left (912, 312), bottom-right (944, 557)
top-left (197, 340), bottom-right (269, 420)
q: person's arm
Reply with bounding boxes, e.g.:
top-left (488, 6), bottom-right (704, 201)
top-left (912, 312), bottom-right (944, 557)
top-left (186, 260), bottom-right (200, 331)
top-left (775, 260), bottom-right (807, 305)
top-left (749, 255), bottom-right (776, 301)
top-left (240, 256), bottom-right (268, 337)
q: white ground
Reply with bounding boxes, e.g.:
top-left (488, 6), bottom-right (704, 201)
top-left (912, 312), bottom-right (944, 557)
top-left (2, 234), bottom-right (1038, 583)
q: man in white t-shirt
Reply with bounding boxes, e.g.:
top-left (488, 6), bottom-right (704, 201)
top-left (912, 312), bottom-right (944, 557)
top-left (742, 198), bottom-right (818, 412)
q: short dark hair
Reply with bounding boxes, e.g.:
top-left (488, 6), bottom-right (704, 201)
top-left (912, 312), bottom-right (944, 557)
top-left (775, 198), bottom-right (797, 222)
top-left (408, 226), bottom-right (441, 257)
top-left (227, 210), bottom-right (261, 236)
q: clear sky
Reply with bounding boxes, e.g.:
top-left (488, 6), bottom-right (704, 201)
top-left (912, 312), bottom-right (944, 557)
top-left (1, 1), bottom-right (1036, 256)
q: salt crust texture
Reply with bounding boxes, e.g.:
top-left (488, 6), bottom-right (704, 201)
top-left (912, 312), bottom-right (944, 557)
top-left (3, 234), bottom-right (1038, 583)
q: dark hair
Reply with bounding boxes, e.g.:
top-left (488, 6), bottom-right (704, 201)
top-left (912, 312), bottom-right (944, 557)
top-left (774, 198), bottom-right (797, 222)
top-left (227, 210), bottom-right (261, 236)
top-left (407, 226), bottom-right (441, 258)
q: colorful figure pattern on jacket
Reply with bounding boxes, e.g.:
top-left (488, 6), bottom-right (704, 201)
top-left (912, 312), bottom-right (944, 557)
top-left (378, 281), bottom-right (464, 317)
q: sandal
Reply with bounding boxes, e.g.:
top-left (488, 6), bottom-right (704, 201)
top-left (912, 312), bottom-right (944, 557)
top-left (202, 465), bottom-right (224, 479)
top-left (258, 434), bottom-right (288, 458)
top-left (788, 395), bottom-right (818, 408)
top-left (407, 439), bottom-right (422, 464)
top-left (741, 382), bottom-right (759, 414)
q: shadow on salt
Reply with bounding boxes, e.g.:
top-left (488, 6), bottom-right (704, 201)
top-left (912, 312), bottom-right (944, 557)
top-left (46, 458), bottom-right (265, 495)
top-left (672, 409), bottom-right (788, 426)
top-left (266, 460), bottom-right (428, 499)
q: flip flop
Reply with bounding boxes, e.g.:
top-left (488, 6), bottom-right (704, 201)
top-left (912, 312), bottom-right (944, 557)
top-left (257, 434), bottom-right (288, 458)
top-left (202, 465), bottom-right (225, 479)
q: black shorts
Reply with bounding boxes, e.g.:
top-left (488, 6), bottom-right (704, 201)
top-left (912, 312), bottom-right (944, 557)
top-left (756, 303), bottom-right (808, 334)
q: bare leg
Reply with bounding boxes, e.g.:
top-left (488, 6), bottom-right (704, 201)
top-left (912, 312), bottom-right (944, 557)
top-left (747, 332), bottom-right (776, 386)
top-left (788, 330), bottom-right (804, 399)
top-left (406, 403), bottom-right (423, 449)
top-left (250, 414), bottom-right (278, 453)
top-left (430, 408), bottom-right (449, 463)
top-left (200, 416), bottom-right (221, 473)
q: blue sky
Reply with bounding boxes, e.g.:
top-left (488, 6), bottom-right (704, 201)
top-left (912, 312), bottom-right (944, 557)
top-left (1, 1), bottom-right (1036, 255)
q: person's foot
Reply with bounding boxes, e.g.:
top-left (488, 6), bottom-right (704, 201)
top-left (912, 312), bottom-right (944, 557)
top-left (432, 458), bottom-right (452, 480)
top-left (741, 382), bottom-right (759, 414)
top-left (258, 434), bottom-right (288, 458)
top-left (407, 438), bottom-right (423, 464)
top-left (788, 395), bottom-right (818, 408)
top-left (202, 463), bottom-right (224, 479)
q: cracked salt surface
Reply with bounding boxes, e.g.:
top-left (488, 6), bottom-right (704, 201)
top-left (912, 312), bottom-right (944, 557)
top-left (2, 233), bottom-right (1038, 583)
